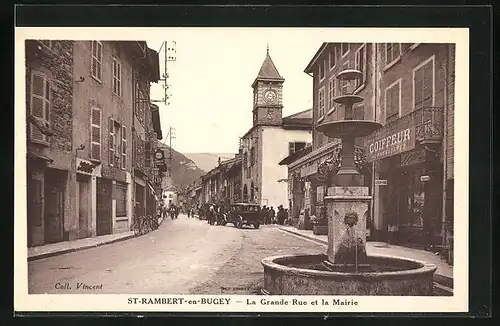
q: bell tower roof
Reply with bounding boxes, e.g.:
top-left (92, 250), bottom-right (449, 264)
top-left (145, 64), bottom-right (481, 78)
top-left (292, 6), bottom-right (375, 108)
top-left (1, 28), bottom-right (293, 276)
top-left (252, 46), bottom-right (284, 88)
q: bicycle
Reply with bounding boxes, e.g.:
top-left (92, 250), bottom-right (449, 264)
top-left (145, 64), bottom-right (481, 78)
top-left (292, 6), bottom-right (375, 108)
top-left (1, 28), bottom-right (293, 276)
top-left (131, 215), bottom-right (144, 236)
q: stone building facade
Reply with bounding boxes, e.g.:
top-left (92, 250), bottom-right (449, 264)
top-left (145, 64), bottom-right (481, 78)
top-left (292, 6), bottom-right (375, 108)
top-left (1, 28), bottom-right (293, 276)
top-left (240, 49), bottom-right (312, 210)
top-left (26, 40), bottom-right (161, 247)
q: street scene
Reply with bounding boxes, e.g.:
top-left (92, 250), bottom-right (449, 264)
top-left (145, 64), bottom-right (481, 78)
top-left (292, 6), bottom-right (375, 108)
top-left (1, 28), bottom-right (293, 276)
top-left (23, 31), bottom-right (455, 297)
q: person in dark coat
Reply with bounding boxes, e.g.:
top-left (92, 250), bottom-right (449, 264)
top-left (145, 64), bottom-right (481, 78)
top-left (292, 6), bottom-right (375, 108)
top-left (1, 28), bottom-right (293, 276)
top-left (269, 207), bottom-right (276, 224)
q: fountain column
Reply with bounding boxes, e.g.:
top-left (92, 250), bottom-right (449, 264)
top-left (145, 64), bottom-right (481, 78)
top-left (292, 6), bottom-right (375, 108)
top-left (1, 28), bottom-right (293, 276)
top-left (317, 69), bottom-right (382, 269)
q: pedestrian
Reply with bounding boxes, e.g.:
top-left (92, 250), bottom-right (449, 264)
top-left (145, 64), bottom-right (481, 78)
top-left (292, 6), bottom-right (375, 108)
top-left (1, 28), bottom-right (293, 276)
top-left (277, 205), bottom-right (285, 225)
top-left (269, 206), bottom-right (276, 224)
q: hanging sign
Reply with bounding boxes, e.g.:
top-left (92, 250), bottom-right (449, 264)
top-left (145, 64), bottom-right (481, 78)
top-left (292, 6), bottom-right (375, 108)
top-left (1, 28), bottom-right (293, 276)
top-left (364, 117), bottom-right (416, 162)
top-left (375, 179), bottom-right (388, 186)
top-left (76, 158), bottom-right (102, 177)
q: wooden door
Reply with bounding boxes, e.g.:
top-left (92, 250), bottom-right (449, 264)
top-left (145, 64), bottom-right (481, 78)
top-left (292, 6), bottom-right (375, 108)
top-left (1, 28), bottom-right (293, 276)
top-left (44, 173), bottom-right (64, 243)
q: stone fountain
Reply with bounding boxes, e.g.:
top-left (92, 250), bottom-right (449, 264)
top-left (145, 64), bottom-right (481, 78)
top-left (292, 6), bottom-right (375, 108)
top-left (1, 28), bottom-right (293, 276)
top-left (261, 69), bottom-right (437, 295)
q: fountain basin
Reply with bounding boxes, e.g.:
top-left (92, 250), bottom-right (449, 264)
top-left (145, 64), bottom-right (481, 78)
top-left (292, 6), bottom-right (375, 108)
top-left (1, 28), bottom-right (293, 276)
top-left (336, 69), bottom-right (363, 81)
top-left (333, 94), bottom-right (364, 106)
top-left (261, 254), bottom-right (437, 295)
top-left (317, 120), bottom-right (383, 138)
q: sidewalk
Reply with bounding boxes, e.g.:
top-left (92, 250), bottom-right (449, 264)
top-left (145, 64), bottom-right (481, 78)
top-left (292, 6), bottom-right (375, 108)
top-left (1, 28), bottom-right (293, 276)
top-left (28, 216), bottom-right (168, 261)
top-left (277, 225), bottom-right (453, 289)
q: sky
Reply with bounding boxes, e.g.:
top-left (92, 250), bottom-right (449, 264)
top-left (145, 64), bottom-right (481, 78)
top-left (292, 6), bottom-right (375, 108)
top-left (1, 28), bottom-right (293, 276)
top-left (145, 29), bottom-right (327, 154)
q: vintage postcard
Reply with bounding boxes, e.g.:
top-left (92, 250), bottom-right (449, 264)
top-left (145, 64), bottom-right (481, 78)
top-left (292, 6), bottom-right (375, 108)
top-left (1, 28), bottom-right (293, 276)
top-left (14, 27), bottom-right (469, 313)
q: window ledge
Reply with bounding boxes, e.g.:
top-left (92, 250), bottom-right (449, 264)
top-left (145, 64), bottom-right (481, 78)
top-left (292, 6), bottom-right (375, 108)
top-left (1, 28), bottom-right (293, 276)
top-left (410, 43), bottom-right (421, 51)
top-left (91, 75), bottom-right (103, 84)
top-left (316, 116), bottom-right (325, 124)
top-left (383, 56), bottom-right (402, 72)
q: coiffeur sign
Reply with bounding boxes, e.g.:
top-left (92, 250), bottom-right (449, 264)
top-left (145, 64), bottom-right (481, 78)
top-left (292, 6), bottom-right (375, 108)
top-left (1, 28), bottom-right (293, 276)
top-left (364, 118), bottom-right (416, 162)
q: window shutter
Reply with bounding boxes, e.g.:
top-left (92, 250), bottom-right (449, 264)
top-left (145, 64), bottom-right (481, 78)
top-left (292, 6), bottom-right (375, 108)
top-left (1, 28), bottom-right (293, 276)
top-left (108, 118), bottom-right (115, 166)
top-left (91, 108), bottom-right (101, 161)
top-left (121, 125), bottom-right (127, 169)
top-left (30, 72), bottom-right (49, 142)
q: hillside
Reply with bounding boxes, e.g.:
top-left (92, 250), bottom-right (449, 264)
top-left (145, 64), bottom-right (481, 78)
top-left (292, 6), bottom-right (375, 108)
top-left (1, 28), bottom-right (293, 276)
top-left (183, 152), bottom-right (236, 172)
top-left (157, 142), bottom-right (206, 190)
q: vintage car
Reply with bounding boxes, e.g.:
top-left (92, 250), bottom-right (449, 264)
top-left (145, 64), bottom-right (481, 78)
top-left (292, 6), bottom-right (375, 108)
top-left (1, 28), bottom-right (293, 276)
top-left (221, 203), bottom-right (261, 229)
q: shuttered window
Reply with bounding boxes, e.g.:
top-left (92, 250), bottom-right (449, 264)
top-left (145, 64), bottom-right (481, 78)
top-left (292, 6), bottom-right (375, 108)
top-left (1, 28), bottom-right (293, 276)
top-left (121, 126), bottom-right (127, 169)
top-left (91, 41), bottom-right (103, 81)
top-left (112, 57), bottom-right (122, 96)
top-left (354, 44), bottom-right (367, 89)
top-left (413, 57), bottom-right (434, 111)
top-left (30, 71), bottom-right (50, 142)
top-left (385, 79), bottom-right (401, 121)
top-left (90, 108), bottom-right (102, 161)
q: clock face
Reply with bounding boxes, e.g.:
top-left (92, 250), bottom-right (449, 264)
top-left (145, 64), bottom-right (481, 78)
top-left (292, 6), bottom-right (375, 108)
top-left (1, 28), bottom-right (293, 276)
top-left (264, 89), bottom-right (277, 103)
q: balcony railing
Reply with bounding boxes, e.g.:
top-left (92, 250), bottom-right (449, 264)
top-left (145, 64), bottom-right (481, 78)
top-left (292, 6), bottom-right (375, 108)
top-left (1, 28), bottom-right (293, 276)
top-left (415, 106), bottom-right (444, 144)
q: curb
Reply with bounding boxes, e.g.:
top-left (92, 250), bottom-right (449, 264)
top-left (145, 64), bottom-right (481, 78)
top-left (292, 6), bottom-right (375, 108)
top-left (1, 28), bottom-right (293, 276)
top-left (28, 233), bottom-right (136, 262)
top-left (277, 226), bottom-right (453, 290)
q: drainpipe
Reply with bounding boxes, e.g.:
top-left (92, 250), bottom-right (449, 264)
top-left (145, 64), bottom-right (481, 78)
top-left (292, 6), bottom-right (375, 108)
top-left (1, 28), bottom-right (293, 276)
top-left (371, 43), bottom-right (377, 237)
top-left (441, 45), bottom-right (449, 247)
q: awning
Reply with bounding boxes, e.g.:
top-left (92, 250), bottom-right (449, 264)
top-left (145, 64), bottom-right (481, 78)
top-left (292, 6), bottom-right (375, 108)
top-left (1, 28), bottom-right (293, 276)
top-left (278, 146), bottom-right (312, 166)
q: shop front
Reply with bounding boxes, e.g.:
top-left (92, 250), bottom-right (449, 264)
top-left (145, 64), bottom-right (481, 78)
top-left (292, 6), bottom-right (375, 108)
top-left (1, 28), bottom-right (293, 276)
top-left (365, 107), bottom-right (444, 248)
top-left (286, 141), bottom-right (372, 231)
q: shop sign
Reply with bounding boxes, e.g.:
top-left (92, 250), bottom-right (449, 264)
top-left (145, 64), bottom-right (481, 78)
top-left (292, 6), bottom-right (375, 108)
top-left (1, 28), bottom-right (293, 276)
top-left (420, 175), bottom-right (430, 182)
top-left (300, 163), bottom-right (318, 178)
top-left (400, 149), bottom-right (427, 167)
top-left (375, 179), bottom-right (387, 186)
top-left (76, 158), bottom-right (102, 177)
top-left (364, 120), bottom-right (416, 162)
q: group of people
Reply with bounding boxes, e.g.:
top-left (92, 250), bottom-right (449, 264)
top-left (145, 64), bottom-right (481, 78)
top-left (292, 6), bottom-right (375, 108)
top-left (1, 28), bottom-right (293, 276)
top-left (159, 203), bottom-right (179, 220)
top-left (260, 205), bottom-right (289, 225)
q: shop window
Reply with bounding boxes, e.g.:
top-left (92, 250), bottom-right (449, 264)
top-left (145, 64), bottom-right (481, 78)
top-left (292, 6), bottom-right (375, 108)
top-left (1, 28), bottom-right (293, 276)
top-left (400, 169), bottom-right (425, 227)
top-left (115, 182), bottom-right (127, 217)
top-left (413, 56), bottom-right (435, 111)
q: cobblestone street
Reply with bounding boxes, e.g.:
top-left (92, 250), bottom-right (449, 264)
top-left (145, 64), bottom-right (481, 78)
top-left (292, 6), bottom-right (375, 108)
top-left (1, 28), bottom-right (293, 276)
top-left (28, 214), bottom-right (326, 294)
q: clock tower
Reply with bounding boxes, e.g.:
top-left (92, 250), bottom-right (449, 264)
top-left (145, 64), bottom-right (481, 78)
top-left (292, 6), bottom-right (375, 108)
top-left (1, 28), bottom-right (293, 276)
top-left (252, 47), bottom-right (284, 127)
